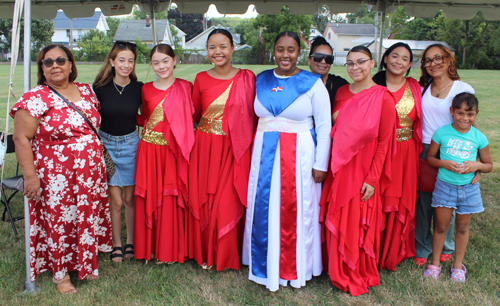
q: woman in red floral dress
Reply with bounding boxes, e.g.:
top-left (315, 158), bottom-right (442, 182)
top-left (12, 44), bottom-right (112, 294)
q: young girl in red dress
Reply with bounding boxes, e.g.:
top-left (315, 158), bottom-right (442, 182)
top-left (187, 29), bottom-right (256, 270)
top-left (320, 46), bottom-right (397, 296)
top-left (134, 44), bottom-right (195, 263)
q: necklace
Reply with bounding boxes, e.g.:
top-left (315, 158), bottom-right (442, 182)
top-left (113, 80), bottom-right (130, 95)
top-left (435, 81), bottom-right (454, 98)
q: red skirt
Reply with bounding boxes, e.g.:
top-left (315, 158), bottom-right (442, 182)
top-left (134, 140), bottom-right (187, 262)
top-left (186, 130), bottom-right (244, 270)
top-left (379, 137), bottom-right (418, 270)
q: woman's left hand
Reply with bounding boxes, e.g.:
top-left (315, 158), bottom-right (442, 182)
top-left (361, 182), bottom-right (375, 202)
top-left (312, 169), bottom-right (327, 183)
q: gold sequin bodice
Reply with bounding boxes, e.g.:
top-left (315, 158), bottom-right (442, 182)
top-left (197, 82), bottom-right (233, 136)
top-left (395, 83), bottom-right (415, 142)
top-left (142, 99), bottom-right (168, 145)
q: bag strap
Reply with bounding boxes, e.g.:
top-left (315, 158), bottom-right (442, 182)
top-left (45, 84), bottom-right (101, 141)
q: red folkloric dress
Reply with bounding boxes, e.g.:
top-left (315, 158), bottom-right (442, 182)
top-left (134, 79), bottom-right (195, 262)
top-left (10, 83), bottom-right (112, 281)
top-left (378, 78), bottom-right (423, 271)
top-left (319, 84), bottom-right (397, 296)
top-left (187, 69), bottom-right (256, 270)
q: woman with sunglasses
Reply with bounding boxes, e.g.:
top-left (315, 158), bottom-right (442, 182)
top-left (187, 29), bottom-right (256, 271)
top-left (307, 37), bottom-right (348, 113)
top-left (134, 44), bottom-right (195, 264)
top-left (319, 45), bottom-right (396, 296)
top-left (413, 44), bottom-right (476, 267)
top-left (11, 44), bottom-right (112, 294)
top-left (371, 43), bottom-right (423, 271)
top-left (93, 41), bottom-right (143, 263)
top-left (242, 31), bottom-right (331, 291)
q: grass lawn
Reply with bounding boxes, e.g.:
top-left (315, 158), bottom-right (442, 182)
top-left (0, 63), bottom-right (499, 305)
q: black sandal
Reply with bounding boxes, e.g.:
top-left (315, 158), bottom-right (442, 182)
top-left (110, 246), bottom-right (123, 262)
top-left (124, 244), bottom-right (134, 259)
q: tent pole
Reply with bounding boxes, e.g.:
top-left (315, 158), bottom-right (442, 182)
top-left (21, 0), bottom-right (40, 295)
top-left (377, 8), bottom-right (386, 71)
top-left (22, 0), bottom-right (39, 294)
top-left (150, 1), bottom-right (158, 45)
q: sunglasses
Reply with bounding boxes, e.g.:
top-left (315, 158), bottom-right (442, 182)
top-left (310, 53), bottom-right (334, 65)
top-left (41, 57), bottom-right (67, 68)
top-left (115, 41), bottom-right (137, 51)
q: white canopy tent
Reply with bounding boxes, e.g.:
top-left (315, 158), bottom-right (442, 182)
top-left (1, 0), bottom-right (500, 294)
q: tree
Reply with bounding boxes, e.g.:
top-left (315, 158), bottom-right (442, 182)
top-left (0, 18), bottom-right (54, 59)
top-left (244, 6), bottom-right (312, 64)
top-left (106, 17), bottom-right (120, 39)
top-left (167, 7), bottom-right (204, 41)
top-left (134, 37), bottom-right (151, 63)
top-left (312, 5), bottom-right (347, 34)
top-left (74, 29), bottom-right (112, 62)
top-left (130, 4), bottom-right (168, 20)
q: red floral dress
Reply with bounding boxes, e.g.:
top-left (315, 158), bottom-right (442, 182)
top-left (10, 83), bottom-right (112, 281)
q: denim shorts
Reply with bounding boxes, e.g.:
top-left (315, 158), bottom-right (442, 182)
top-left (431, 178), bottom-right (484, 215)
top-left (99, 130), bottom-right (140, 187)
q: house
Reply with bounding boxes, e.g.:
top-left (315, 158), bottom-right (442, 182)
top-left (323, 23), bottom-right (376, 52)
top-left (52, 10), bottom-right (109, 44)
top-left (114, 19), bottom-right (186, 48)
top-left (308, 26), bottom-right (323, 46)
top-left (380, 39), bottom-right (456, 68)
top-left (185, 25), bottom-right (240, 50)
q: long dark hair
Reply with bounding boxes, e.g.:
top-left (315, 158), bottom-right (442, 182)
top-left (381, 42), bottom-right (413, 76)
top-left (37, 44), bottom-right (77, 85)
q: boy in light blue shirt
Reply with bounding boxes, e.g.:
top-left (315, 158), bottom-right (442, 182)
top-left (423, 93), bottom-right (493, 283)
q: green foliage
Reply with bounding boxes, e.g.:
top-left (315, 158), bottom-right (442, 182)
top-left (0, 18), bottom-right (54, 60)
top-left (395, 10), bottom-right (500, 69)
top-left (106, 17), bottom-right (120, 40)
top-left (312, 6), bottom-right (347, 34)
top-left (208, 17), bottom-right (245, 29)
top-left (131, 4), bottom-right (168, 20)
top-left (74, 29), bottom-right (112, 62)
top-left (169, 23), bottom-right (184, 59)
top-left (243, 6), bottom-right (312, 64)
top-left (134, 37), bottom-right (151, 64)
top-left (346, 4), bottom-right (376, 24)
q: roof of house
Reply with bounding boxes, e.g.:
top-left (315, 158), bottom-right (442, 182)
top-left (381, 39), bottom-right (456, 52)
top-left (114, 19), bottom-right (186, 42)
top-left (327, 23), bottom-right (376, 36)
top-left (187, 25), bottom-right (240, 45)
top-left (54, 10), bottom-right (102, 30)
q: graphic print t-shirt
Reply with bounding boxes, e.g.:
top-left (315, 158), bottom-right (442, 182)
top-left (432, 124), bottom-right (489, 185)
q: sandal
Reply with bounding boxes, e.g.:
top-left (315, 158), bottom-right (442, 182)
top-left (413, 257), bottom-right (427, 267)
top-left (450, 264), bottom-right (467, 283)
top-left (110, 246), bottom-right (123, 263)
top-left (53, 274), bottom-right (77, 294)
top-left (440, 254), bottom-right (452, 262)
top-left (423, 264), bottom-right (441, 280)
top-left (124, 244), bottom-right (134, 259)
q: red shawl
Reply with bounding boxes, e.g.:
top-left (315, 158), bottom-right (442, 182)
top-left (162, 78), bottom-right (196, 198)
top-left (327, 85), bottom-right (397, 213)
top-left (222, 69), bottom-right (257, 207)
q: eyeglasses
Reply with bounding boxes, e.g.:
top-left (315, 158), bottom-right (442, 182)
top-left (346, 59), bottom-right (371, 69)
top-left (423, 55), bottom-right (448, 67)
top-left (41, 57), bottom-right (67, 68)
top-left (114, 41), bottom-right (136, 51)
top-left (310, 53), bottom-right (334, 65)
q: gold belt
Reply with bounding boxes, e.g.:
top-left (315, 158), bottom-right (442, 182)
top-left (141, 128), bottom-right (168, 146)
top-left (397, 126), bottom-right (414, 142)
top-left (197, 116), bottom-right (226, 136)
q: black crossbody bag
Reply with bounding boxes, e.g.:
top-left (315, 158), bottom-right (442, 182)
top-left (46, 84), bottom-right (115, 179)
